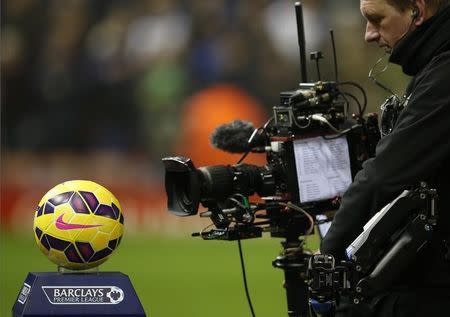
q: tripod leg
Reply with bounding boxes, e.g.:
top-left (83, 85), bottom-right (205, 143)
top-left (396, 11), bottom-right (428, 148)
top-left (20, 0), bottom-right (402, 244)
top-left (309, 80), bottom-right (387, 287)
top-left (284, 270), bottom-right (310, 317)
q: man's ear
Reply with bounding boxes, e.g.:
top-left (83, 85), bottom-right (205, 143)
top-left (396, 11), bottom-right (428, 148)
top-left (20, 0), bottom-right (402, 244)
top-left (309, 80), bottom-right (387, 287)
top-left (412, 0), bottom-right (430, 26)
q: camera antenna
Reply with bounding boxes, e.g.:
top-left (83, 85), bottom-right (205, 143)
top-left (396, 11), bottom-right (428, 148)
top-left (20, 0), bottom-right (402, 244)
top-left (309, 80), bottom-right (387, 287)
top-left (295, 2), bottom-right (308, 82)
top-left (330, 29), bottom-right (339, 82)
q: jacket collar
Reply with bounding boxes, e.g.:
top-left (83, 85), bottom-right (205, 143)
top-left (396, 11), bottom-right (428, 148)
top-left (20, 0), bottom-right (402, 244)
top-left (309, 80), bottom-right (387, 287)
top-left (389, 5), bottom-right (450, 76)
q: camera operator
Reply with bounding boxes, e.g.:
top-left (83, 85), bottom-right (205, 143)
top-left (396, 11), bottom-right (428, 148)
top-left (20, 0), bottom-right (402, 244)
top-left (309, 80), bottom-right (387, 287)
top-left (320, 0), bottom-right (450, 316)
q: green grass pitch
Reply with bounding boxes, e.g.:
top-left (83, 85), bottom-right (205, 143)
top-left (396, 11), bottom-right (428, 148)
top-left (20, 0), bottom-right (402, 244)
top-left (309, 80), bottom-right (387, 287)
top-left (1, 231), bottom-right (319, 317)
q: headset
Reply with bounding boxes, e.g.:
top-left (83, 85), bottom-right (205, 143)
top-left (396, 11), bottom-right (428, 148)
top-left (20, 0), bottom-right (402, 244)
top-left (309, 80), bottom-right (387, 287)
top-left (411, 7), bottom-right (419, 19)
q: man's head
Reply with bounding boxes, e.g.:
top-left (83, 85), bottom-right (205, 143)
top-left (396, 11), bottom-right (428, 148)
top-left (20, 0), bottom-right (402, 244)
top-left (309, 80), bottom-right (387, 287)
top-left (360, 0), bottom-right (449, 52)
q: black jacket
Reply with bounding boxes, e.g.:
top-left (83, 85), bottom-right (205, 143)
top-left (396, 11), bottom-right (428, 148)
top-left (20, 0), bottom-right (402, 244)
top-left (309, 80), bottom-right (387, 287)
top-left (321, 6), bottom-right (450, 288)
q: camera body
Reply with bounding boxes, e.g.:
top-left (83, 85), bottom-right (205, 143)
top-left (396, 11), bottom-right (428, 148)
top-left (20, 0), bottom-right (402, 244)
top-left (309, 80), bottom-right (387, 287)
top-left (162, 80), bottom-right (380, 240)
top-left (275, 82), bottom-right (345, 132)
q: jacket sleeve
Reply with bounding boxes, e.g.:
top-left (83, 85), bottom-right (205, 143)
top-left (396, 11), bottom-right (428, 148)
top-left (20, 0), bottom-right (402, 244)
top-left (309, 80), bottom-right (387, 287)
top-left (320, 52), bottom-right (450, 258)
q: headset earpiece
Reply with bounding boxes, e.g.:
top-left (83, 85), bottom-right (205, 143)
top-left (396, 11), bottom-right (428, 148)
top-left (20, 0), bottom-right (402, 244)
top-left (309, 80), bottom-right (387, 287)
top-left (411, 8), bottom-right (419, 19)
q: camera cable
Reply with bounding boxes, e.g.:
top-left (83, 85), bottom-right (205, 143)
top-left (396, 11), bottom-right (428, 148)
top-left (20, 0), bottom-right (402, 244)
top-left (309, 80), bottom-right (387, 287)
top-left (341, 92), bottom-right (363, 117)
top-left (278, 202), bottom-right (314, 235)
top-left (321, 124), bottom-right (363, 140)
top-left (337, 81), bottom-right (368, 115)
top-left (310, 114), bottom-right (341, 134)
top-left (237, 238), bottom-right (257, 317)
top-left (237, 117), bottom-right (274, 165)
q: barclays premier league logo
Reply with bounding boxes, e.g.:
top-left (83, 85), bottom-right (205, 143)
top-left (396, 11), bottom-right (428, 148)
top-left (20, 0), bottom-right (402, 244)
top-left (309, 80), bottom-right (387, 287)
top-left (17, 283), bottom-right (32, 304)
top-left (42, 286), bottom-right (124, 305)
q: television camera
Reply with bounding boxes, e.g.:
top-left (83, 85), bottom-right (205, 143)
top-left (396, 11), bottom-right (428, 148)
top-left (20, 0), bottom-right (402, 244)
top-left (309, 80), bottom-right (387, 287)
top-left (159, 2), bottom-right (403, 317)
top-left (162, 77), bottom-right (380, 238)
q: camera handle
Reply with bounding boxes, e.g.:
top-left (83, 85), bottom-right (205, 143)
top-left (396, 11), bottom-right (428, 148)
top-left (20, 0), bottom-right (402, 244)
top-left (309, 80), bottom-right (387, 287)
top-left (273, 237), bottom-right (311, 317)
top-left (308, 183), bottom-right (438, 317)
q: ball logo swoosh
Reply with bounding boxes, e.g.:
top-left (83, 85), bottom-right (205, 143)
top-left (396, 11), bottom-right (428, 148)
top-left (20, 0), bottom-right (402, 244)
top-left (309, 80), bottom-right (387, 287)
top-left (55, 214), bottom-right (103, 230)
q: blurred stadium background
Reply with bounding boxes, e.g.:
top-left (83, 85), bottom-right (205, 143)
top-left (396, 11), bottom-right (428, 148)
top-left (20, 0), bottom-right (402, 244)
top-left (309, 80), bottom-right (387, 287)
top-left (1, 0), bottom-right (410, 316)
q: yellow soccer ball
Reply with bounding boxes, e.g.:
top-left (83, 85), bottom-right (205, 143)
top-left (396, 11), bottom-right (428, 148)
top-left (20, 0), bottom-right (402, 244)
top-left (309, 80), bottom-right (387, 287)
top-left (33, 180), bottom-right (124, 270)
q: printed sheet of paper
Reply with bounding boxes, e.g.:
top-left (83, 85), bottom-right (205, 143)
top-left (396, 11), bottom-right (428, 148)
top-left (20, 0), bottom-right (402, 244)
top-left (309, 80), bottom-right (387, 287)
top-left (293, 136), bottom-right (352, 203)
